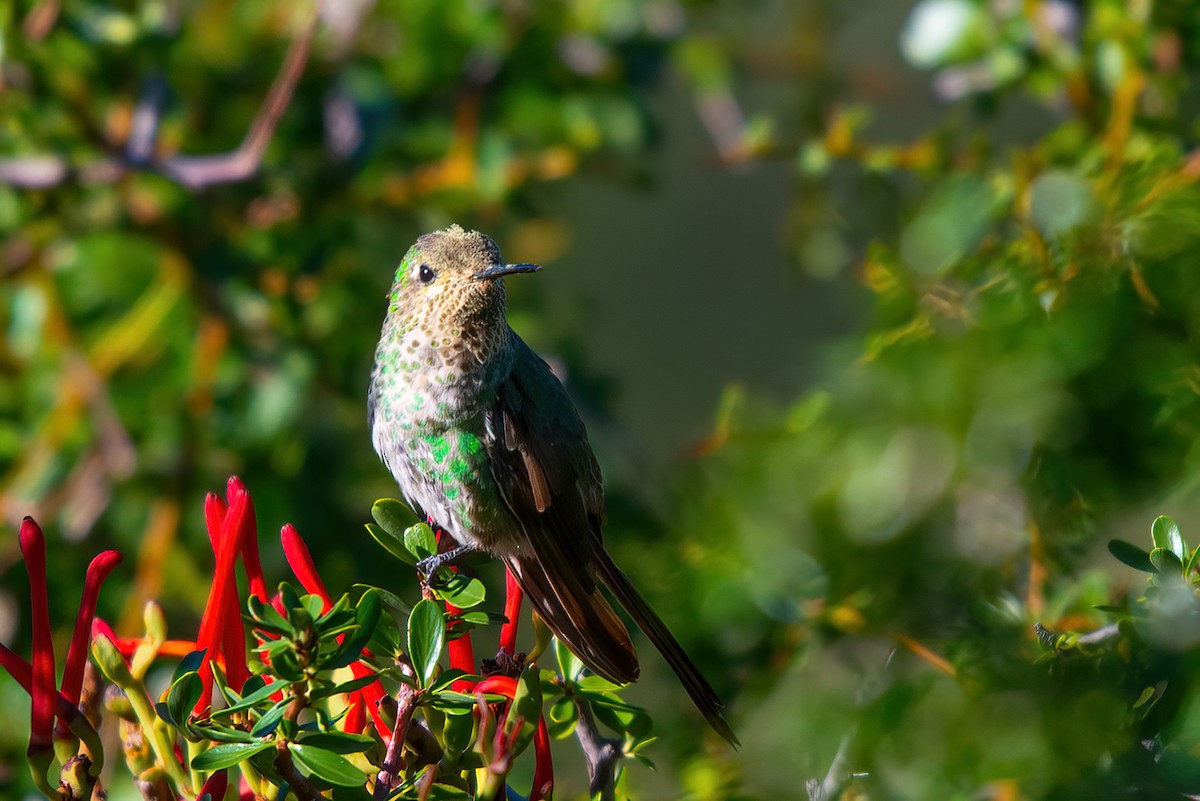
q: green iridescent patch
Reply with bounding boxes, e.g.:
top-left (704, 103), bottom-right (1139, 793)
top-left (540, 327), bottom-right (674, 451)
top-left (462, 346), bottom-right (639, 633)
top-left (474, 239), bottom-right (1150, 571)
top-left (459, 431), bottom-right (483, 455)
top-left (425, 434), bottom-right (450, 463)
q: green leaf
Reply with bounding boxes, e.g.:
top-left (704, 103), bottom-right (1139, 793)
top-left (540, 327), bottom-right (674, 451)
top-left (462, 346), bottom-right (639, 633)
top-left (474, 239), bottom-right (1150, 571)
top-left (429, 691), bottom-right (484, 715)
top-left (1150, 547), bottom-right (1183, 574)
top-left (403, 523), bottom-right (438, 562)
top-left (248, 595), bottom-right (293, 637)
top-left (548, 695), bottom-right (578, 739)
top-left (555, 639), bottom-right (584, 683)
top-left (365, 522), bottom-right (416, 565)
top-left (193, 723), bottom-right (257, 744)
top-left (505, 664), bottom-right (543, 755)
top-left (408, 599), bottom-right (445, 688)
top-left (272, 648), bottom-right (304, 683)
top-left (453, 610), bottom-right (506, 627)
top-left (322, 589), bottom-right (383, 670)
top-left (289, 744), bottom-right (367, 787)
top-left (191, 741), bottom-right (274, 771)
top-left (354, 584), bottom-right (411, 618)
top-left (1187, 545), bottom-right (1200, 577)
top-left (1152, 516), bottom-right (1185, 560)
top-left (251, 699), bottom-right (289, 737)
top-left (279, 582), bottom-right (303, 614)
top-left (1108, 539), bottom-right (1154, 572)
top-left (212, 679), bottom-right (286, 718)
top-left (427, 668), bottom-right (479, 694)
top-left (372, 498), bottom-right (419, 538)
top-left (166, 671), bottom-right (203, 726)
top-left (309, 672), bottom-right (383, 702)
top-left (295, 731), bottom-right (377, 754)
top-left (435, 573), bottom-right (486, 609)
top-left (303, 593), bottom-right (327, 622)
top-left (442, 710), bottom-right (475, 757)
top-left (175, 649), bottom-right (208, 681)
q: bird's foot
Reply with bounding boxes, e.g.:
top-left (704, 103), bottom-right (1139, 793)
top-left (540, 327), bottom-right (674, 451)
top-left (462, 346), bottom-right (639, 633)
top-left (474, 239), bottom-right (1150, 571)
top-left (416, 543), bottom-right (476, 581)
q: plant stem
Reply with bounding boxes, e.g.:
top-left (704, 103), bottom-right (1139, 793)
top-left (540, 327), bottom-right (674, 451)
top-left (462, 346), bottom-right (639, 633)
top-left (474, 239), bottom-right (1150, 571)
top-left (374, 663), bottom-right (418, 801)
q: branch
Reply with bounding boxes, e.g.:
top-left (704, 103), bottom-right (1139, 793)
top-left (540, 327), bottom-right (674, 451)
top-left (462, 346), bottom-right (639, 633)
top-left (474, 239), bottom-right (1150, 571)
top-left (0, 12), bottom-right (319, 190)
top-left (571, 694), bottom-right (621, 801)
top-left (374, 662), bottom-right (419, 801)
top-left (159, 13), bottom-right (318, 189)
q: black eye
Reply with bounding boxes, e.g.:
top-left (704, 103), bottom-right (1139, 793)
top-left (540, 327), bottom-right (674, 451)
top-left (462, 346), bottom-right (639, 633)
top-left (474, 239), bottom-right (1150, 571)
top-left (418, 264), bottom-right (436, 284)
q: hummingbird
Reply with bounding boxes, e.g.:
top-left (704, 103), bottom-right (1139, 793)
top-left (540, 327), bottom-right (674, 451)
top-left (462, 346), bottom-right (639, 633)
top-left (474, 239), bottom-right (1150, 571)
top-left (368, 225), bottom-right (736, 745)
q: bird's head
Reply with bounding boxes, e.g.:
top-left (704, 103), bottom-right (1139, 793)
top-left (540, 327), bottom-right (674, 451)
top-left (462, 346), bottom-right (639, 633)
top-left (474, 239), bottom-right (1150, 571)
top-left (385, 225), bottom-right (539, 334)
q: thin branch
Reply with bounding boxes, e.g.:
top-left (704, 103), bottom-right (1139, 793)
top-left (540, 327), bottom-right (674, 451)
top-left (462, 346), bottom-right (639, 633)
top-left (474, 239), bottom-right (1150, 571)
top-left (160, 13), bottom-right (318, 189)
top-left (1, 12), bottom-right (319, 190)
top-left (571, 694), bottom-right (621, 801)
top-left (374, 662), bottom-right (418, 801)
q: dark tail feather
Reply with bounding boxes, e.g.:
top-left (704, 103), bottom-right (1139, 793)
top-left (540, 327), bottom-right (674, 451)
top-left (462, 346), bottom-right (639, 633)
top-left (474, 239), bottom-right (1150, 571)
top-left (505, 555), bottom-right (641, 684)
top-left (592, 548), bottom-right (739, 747)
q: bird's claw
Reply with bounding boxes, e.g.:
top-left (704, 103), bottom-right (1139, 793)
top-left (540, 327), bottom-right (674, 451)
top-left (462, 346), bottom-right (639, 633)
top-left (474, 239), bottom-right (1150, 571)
top-left (416, 543), bottom-right (475, 584)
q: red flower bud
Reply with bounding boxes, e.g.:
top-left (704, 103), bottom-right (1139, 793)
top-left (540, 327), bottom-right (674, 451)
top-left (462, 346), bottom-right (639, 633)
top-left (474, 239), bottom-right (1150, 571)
top-left (280, 523), bottom-right (331, 608)
top-left (18, 518), bottom-right (55, 747)
top-left (195, 478), bottom-right (255, 713)
top-left (60, 550), bottom-right (122, 708)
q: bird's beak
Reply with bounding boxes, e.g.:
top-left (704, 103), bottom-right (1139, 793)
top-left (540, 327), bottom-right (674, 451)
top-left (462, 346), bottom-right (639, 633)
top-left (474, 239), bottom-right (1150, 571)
top-left (473, 263), bottom-right (540, 281)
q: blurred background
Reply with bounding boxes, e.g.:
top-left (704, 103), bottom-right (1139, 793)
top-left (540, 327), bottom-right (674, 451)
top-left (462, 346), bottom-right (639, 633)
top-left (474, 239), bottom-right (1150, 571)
top-left (5, 0), bottom-right (1200, 798)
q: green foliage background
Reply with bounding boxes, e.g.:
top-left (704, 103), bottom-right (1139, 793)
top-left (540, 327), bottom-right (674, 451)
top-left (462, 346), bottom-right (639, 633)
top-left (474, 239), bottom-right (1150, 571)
top-left (5, 0), bottom-right (1200, 798)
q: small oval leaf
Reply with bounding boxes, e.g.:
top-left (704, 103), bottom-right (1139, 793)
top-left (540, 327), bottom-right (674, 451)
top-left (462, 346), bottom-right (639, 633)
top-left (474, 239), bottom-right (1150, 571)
top-left (365, 522), bottom-right (415, 565)
top-left (436, 574), bottom-right (486, 609)
top-left (1152, 516), bottom-right (1185, 560)
top-left (403, 523), bottom-right (438, 562)
top-left (372, 498), bottom-right (419, 538)
top-left (1108, 539), bottom-right (1154, 572)
top-left (408, 599), bottom-right (446, 688)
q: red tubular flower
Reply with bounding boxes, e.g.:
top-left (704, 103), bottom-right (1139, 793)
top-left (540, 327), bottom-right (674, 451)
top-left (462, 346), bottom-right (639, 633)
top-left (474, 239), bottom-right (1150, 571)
top-left (280, 523), bottom-right (332, 606)
top-left (60, 551), bottom-right (122, 708)
top-left (195, 478), bottom-right (255, 714)
top-left (209, 481), bottom-right (266, 604)
top-left (55, 549), bottom-right (122, 742)
top-left (203, 492), bottom-right (228, 549)
top-left (445, 599), bottom-right (477, 692)
top-left (19, 518), bottom-right (55, 749)
top-left (198, 768), bottom-right (228, 801)
top-left (474, 675), bottom-right (517, 698)
top-left (499, 567), bottom-right (524, 656)
top-left (530, 716), bottom-right (554, 801)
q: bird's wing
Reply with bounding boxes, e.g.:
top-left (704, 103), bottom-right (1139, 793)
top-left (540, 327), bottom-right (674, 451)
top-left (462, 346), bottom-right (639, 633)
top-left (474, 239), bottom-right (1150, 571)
top-left (483, 335), bottom-right (639, 683)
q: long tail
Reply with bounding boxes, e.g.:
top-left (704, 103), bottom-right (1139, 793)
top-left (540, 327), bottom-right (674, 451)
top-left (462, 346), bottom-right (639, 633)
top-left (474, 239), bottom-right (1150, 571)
top-left (505, 554), bottom-right (641, 685)
top-left (592, 548), bottom-right (739, 746)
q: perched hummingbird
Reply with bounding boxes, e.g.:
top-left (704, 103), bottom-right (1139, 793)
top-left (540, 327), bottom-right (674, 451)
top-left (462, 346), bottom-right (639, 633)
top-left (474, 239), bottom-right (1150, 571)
top-left (368, 225), bottom-right (735, 745)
